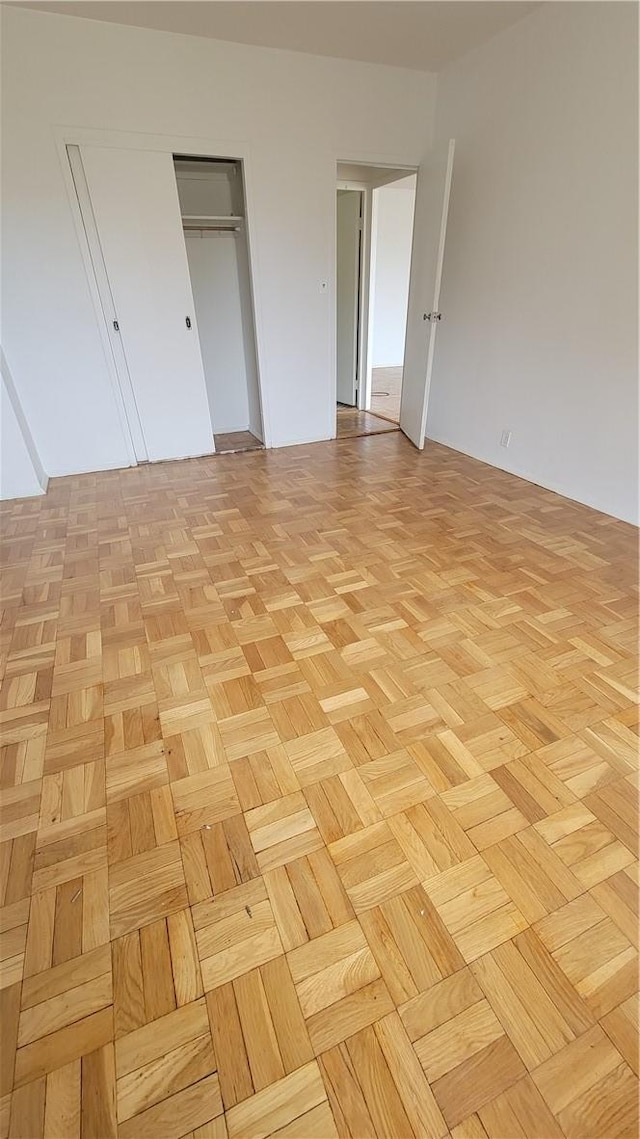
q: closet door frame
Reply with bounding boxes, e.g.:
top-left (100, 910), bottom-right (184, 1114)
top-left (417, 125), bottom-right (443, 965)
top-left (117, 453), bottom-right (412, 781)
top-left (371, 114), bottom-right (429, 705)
top-left (54, 126), bottom-right (271, 452)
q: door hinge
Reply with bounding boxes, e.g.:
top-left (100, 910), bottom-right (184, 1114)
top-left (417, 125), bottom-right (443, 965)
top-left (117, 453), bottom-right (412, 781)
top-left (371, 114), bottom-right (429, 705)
top-left (112, 319), bottom-right (120, 332)
top-left (423, 311), bottom-right (442, 322)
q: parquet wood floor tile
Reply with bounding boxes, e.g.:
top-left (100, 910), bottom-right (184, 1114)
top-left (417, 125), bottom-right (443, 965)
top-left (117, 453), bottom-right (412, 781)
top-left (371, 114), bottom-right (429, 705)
top-left (264, 847), bottom-right (354, 950)
top-left (246, 790), bottom-right (324, 873)
top-left (359, 884), bottom-right (464, 1002)
top-left (0, 435), bottom-right (637, 1136)
top-left (422, 853), bottom-right (529, 962)
top-left (329, 820), bottom-right (420, 913)
top-left (534, 893), bottom-right (638, 1020)
top-left (193, 878), bottom-right (283, 990)
top-left (207, 955), bottom-right (313, 1108)
top-left (112, 907), bottom-right (203, 1035)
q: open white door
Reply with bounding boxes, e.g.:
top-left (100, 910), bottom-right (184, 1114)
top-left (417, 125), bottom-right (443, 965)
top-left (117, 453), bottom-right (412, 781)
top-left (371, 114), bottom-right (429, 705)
top-left (336, 190), bottom-right (362, 406)
top-left (400, 139), bottom-right (455, 448)
top-left (79, 145), bottom-right (213, 462)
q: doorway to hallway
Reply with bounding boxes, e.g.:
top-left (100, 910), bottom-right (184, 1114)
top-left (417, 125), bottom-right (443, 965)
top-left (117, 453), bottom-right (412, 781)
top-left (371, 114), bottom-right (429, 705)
top-left (335, 162), bottom-right (416, 439)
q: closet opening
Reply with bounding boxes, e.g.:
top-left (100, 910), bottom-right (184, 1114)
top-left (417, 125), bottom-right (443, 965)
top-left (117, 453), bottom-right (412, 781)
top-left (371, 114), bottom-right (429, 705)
top-left (174, 155), bottom-right (264, 454)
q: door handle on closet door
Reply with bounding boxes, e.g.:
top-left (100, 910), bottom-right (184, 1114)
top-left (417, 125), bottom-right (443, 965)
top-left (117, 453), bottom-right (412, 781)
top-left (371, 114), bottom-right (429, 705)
top-left (185, 316), bottom-right (192, 329)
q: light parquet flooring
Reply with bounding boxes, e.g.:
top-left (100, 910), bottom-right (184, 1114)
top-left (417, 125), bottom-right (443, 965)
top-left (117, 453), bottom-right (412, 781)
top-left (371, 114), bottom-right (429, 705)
top-left (0, 435), bottom-right (638, 1139)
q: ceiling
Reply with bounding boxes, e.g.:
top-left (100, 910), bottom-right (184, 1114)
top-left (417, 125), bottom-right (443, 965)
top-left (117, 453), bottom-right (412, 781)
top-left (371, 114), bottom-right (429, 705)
top-left (9, 2), bottom-right (539, 71)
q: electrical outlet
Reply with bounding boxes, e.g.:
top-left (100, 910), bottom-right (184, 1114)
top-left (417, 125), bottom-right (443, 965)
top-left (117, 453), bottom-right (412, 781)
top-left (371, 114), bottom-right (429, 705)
top-left (500, 430), bottom-right (512, 448)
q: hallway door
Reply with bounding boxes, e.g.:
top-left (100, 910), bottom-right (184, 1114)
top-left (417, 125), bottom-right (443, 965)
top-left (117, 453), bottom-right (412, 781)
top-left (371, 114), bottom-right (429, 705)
top-left (400, 139), bottom-right (455, 448)
top-left (336, 189), bottom-right (362, 407)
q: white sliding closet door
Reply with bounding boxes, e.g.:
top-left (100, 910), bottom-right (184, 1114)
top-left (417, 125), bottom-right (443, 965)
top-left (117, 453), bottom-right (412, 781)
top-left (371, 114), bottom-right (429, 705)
top-left (79, 146), bottom-right (213, 461)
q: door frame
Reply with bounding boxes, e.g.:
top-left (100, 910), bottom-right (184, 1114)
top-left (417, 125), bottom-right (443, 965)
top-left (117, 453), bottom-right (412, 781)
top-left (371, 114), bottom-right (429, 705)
top-left (334, 159), bottom-right (418, 425)
top-left (335, 178), bottom-right (372, 413)
top-left (53, 125), bottom-right (272, 452)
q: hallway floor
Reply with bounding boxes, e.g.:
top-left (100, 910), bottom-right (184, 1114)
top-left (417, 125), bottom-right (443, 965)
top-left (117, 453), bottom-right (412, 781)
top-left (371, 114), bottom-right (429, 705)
top-left (336, 405), bottom-right (399, 438)
top-left (213, 431), bottom-right (263, 454)
top-left (1, 435), bottom-right (637, 1139)
top-left (370, 365), bottom-right (403, 422)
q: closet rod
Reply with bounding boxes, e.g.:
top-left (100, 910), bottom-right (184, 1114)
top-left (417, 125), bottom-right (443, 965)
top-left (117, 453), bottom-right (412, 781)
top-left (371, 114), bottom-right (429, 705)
top-left (182, 224), bottom-right (241, 233)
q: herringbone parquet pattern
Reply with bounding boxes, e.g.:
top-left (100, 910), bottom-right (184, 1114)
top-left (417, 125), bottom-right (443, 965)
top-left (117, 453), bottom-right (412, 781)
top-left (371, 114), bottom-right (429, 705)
top-left (0, 435), bottom-right (637, 1138)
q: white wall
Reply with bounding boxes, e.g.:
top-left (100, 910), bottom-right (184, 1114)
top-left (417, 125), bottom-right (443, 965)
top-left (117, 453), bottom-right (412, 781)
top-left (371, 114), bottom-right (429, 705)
top-left (1, 6), bottom-right (435, 477)
top-left (371, 178), bottom-right (416, 367)
top-left (1, 351), bottom-right (47, 499)
top-left (428, 2), bottom-right (638, 525)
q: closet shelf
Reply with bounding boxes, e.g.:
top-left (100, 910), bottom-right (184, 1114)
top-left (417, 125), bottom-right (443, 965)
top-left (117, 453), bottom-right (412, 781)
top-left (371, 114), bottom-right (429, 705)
top-left (181, 214), bottom-right (244, 222)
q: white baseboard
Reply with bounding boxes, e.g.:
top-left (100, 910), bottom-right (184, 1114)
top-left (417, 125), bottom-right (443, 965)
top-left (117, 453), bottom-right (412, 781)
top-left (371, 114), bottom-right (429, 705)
top-left (426, 430), bottom-right (638, 526)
